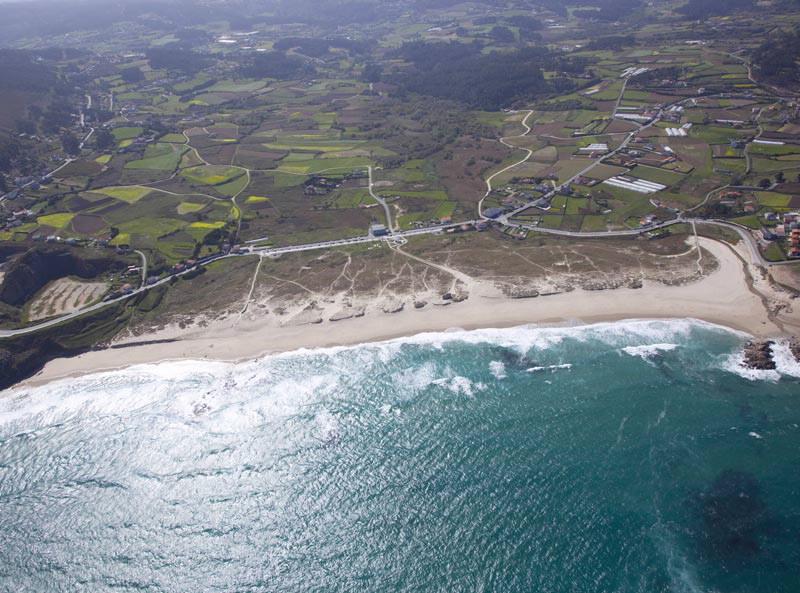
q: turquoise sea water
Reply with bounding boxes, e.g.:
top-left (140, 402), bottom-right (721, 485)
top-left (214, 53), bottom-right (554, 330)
top-left (1, 319), bottom-right (799, 592)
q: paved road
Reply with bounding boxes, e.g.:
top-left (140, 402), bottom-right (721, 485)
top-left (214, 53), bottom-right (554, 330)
top-left (134, 250), bottom-right (148, 283)
top-left (519, 216), bottom-right (793, 269)
top-left (0, 158), bottom-right (76, 204)
top-left (0, 253), bottom-right (241, 338)
top-left (79, 127), bottom-right (95, 150)
top-left (0, 221), bottom-right (478, 338)
top-left (2, 70), bottom-right (797, 340)
top-left (368, 165), bottom-right (396, 233)
top-left (517, 218), bottom-right (682, 238)
top-left (1, 211), bottom-right (794, 340)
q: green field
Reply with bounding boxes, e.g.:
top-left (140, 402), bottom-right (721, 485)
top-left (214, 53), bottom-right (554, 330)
top-left (37, 212), bottom-right (75, 228)
top-left (629, 165), bottom-right (686, 186)
top-left (125, 143), bottom-right (187, 171)
top-left (277, 157), bottom-right (370, 175)
top-left (177, 201), bottom-right (207, 215)
top-left (95, 186), bottom-right (152, 203)
top-left (112, 126), bottom-right (144, 141)
top-left (181, 166), bottom-right (244, 187)
top-left (755, 192), bottom-right (793, 208)
top-left (378, 190), bottom-right (449, 201)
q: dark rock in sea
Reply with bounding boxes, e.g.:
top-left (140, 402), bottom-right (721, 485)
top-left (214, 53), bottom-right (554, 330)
top-left (441, 292), bottom-right (453, 301)
top-left (742, 341), bottom-right (776, 370)
top-left (491, 346), bottom-right (531, 369)
top-left (697, 470), bottom-right (768, 562)
top-left (790, 337), bottom-right (800, 363)
top-left (414, 300), bottom-right (427, 309)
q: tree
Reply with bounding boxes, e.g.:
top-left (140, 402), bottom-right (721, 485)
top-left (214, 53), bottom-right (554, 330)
top-left (775, 171), bottom-right (785, 184)
top-left (61, 132), bottom-right (80, 156)
top-left (120, 67), bottom-right (144, 84)
top-left (489, 26), bottom-right (515, 43)
top-left (15, 119), bottom-right (36, 135)
top-left (95, 128), bottom-right (114, 150)
top-left (361, 62), bottom-right (382, 83)
top-left (758, 178), bottom-right (771, 189)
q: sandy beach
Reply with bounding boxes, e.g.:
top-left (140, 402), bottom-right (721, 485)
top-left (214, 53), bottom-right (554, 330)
top-left (22, 237), bottom-right (799, 387)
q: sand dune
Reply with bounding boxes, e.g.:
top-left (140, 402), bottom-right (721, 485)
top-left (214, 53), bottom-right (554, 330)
top-left (24, 237), bottom-right (799, 387)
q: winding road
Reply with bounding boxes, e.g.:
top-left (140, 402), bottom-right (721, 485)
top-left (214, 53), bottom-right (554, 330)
top-left (2, 57), bottom-right (798, 341)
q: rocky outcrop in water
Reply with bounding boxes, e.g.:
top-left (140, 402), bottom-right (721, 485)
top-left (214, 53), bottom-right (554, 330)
top-left (742, 341), bottom-right (776, 370)
top-left (790, 338), bottom-right (800, 363)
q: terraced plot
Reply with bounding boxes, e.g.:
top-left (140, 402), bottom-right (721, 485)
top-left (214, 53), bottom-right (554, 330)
top-left (27, 277), bottom-right (109, 321)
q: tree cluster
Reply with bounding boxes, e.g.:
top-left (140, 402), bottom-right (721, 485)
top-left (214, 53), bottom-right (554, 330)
top-left (238, 51), bottom-right (314, 80)
top-left (390, 42), bottom-right (572, 110)
top-left (146, 48), bottom-right (211, 75)
top-left (753, 27), bottom-right (800, 83)
top-left (678, 0), bottom-right (754, 19)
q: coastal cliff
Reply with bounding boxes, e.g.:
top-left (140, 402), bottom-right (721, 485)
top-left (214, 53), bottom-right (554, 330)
top-left (0, 245), bottom-right (125, 307)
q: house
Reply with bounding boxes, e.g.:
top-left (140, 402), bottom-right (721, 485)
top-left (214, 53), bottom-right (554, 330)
top-left (370, 223), bottom-right (389, 237)
top-left (762, 229), bottom-right (778, 241)
top-left (484, 207), bottom-right (504, 219)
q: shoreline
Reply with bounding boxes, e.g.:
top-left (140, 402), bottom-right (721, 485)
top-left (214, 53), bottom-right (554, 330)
top-left (15, 237), bottom-right (800, 389)
top-left (17, 315), bottom-right (754, 390)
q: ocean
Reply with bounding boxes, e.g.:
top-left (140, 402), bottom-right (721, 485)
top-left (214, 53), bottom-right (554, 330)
top-left (1, 319), bottom-right (799, 593)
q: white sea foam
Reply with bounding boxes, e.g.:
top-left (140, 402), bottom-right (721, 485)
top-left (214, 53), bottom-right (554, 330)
top-left (374, 318), bottom-right (732, 355)
top-left (526, 364), bottom-right (572, 373)
top-left (771, 340), bottom-right (800, 378)
top-left (390, 361), bottom-right (440, 398)
top-left (720, 338), bottom-right (800, 382)
top-left (313, 408), bottom-right (340, 443)
top-left (489, 361), bottom-right (507, 379)
top-left (432, 376), bottom-right (485, 396)
top-left (1, 318), bottom-right (748, 425)
top-left (621, 343), bottom-right (678, 360)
